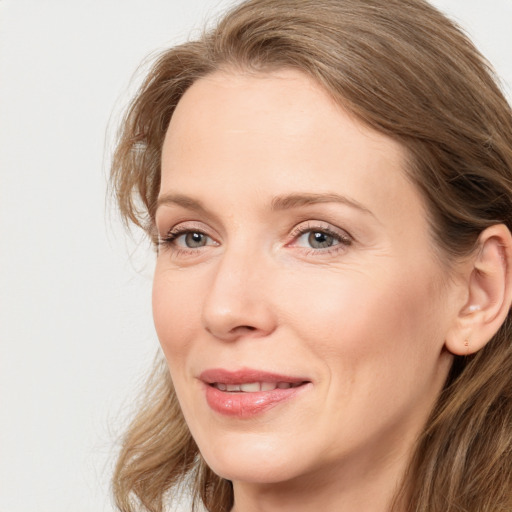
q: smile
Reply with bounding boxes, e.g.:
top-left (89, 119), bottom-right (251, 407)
top-left (211, 381), bottom-right (303, 392)
top-left (200, 369), bottom-right (311, 418)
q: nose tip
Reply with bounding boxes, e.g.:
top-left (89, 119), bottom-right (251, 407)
top-left (203, 299), bottom-right (276, 341)
top-left (201, 258), bottom-right (277, 342)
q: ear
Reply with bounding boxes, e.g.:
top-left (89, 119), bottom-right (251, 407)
top-left (445, 224), bottom-right (512, 356)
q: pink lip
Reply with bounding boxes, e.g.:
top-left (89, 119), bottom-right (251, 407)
top-left (199, 368), bottom-right (310, 418)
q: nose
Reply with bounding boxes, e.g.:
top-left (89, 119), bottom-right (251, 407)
top-left (201, 245), bottom-right (278, 342)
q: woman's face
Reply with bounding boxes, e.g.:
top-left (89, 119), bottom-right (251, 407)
top-left (153, 69), bottom-right (459, 486)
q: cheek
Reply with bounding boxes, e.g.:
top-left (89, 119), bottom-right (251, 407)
top-left (277, 264), bottom-right (450, 449)
top-left (277, 263), bottom-right (446, 373)
top-left (152, 266), bottom-right (204, 362)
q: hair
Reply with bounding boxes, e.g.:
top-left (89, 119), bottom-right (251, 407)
top-left (110, 1), bottom-right (512, 511)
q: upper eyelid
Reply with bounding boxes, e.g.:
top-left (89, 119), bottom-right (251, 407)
top-left (168, 224), bottom-right (208, 236)
top-left (289, 220), bottom-right (353, 241)
top-left (162, 220), bottom-right (218, 238)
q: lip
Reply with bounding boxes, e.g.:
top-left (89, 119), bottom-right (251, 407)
top-left (199, 368), bottom-right (311, 418)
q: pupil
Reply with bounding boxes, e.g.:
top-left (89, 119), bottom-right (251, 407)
top-left (309, 231), bottom-right (333, 249)
top-left (185, 232), bottom-right (205, 247)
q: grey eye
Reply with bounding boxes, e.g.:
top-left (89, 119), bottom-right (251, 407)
top-left (183, 232), bottom-right (208, 248)
top-left (307, 231), bottom-right (337, 249)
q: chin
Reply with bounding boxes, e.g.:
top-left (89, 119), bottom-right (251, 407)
top-left (198, 434), bottom-right (306, 484)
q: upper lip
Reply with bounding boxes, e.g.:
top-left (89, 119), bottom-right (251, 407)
top-left (199, 368), bottom-right (309, 385)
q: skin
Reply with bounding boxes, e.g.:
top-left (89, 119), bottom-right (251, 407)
top-left (152, 69), bottom-right (464, 512)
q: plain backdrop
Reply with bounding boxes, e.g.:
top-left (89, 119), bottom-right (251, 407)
top-left (0, 1), bottom-right (511, 511)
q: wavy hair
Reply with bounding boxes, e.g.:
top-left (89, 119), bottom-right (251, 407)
top-left (110, 1), bottom-right (512, 511)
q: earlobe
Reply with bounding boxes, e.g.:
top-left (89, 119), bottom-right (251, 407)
top-left (445, 224), bottom-right (512, 356)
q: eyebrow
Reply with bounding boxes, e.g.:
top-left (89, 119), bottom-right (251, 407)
top-left (270, 192), bottom-right (374, 216)
top-left (156, 192), bottom-right (374, 217)
top-left (156, 194), bottom-right (210, 215)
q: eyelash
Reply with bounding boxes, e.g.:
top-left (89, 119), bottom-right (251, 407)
top-left (158, 222), bottom-right (353, 257)
top-left (158, 225), bottom-right (216, 256)
top-left (288, 222), bottom-right (352, 256)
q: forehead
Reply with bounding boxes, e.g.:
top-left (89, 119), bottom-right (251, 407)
top-left (163, 69), bottom-right (409, 192)
top-left (161, 70), bottom-right (426, 227)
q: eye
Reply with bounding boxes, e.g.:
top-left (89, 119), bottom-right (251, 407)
top-left (176, 231), bottom-right (209, 248)
top-left (298, 230), bottom-right (338, 249)
top-left (290, 222), bottom-right (352, 253)
top-left (158, 225), bottom-right (218, 252)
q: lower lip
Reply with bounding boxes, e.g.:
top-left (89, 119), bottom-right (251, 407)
top-left (204, 384), bottom-right (308, 418)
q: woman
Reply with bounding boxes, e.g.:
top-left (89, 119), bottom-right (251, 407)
top-left (110, 0), bottom-right (512, 511)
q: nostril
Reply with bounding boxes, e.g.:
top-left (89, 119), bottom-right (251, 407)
top-left (230, 325), bottom-right (257, 334)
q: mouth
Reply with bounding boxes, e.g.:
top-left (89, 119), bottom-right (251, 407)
top-left (200, 369), bottom-right (311, 418)
top-left (211, 381), bottom-right (305, 392)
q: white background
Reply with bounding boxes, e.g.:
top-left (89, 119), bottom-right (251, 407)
top-left (0, 1), bottom-right (510, 511)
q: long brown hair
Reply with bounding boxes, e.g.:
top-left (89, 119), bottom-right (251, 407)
top-left (110, 1), bottom-right (512, 511)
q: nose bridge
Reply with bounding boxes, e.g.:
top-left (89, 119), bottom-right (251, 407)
top-left (201, 236), bottom-right (276, 340)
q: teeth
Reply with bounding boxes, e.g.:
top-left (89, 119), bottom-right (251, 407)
top-left (213, 381), bottom-right (300, 392)
top-left (240, 382), bottom-right (260, 392)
